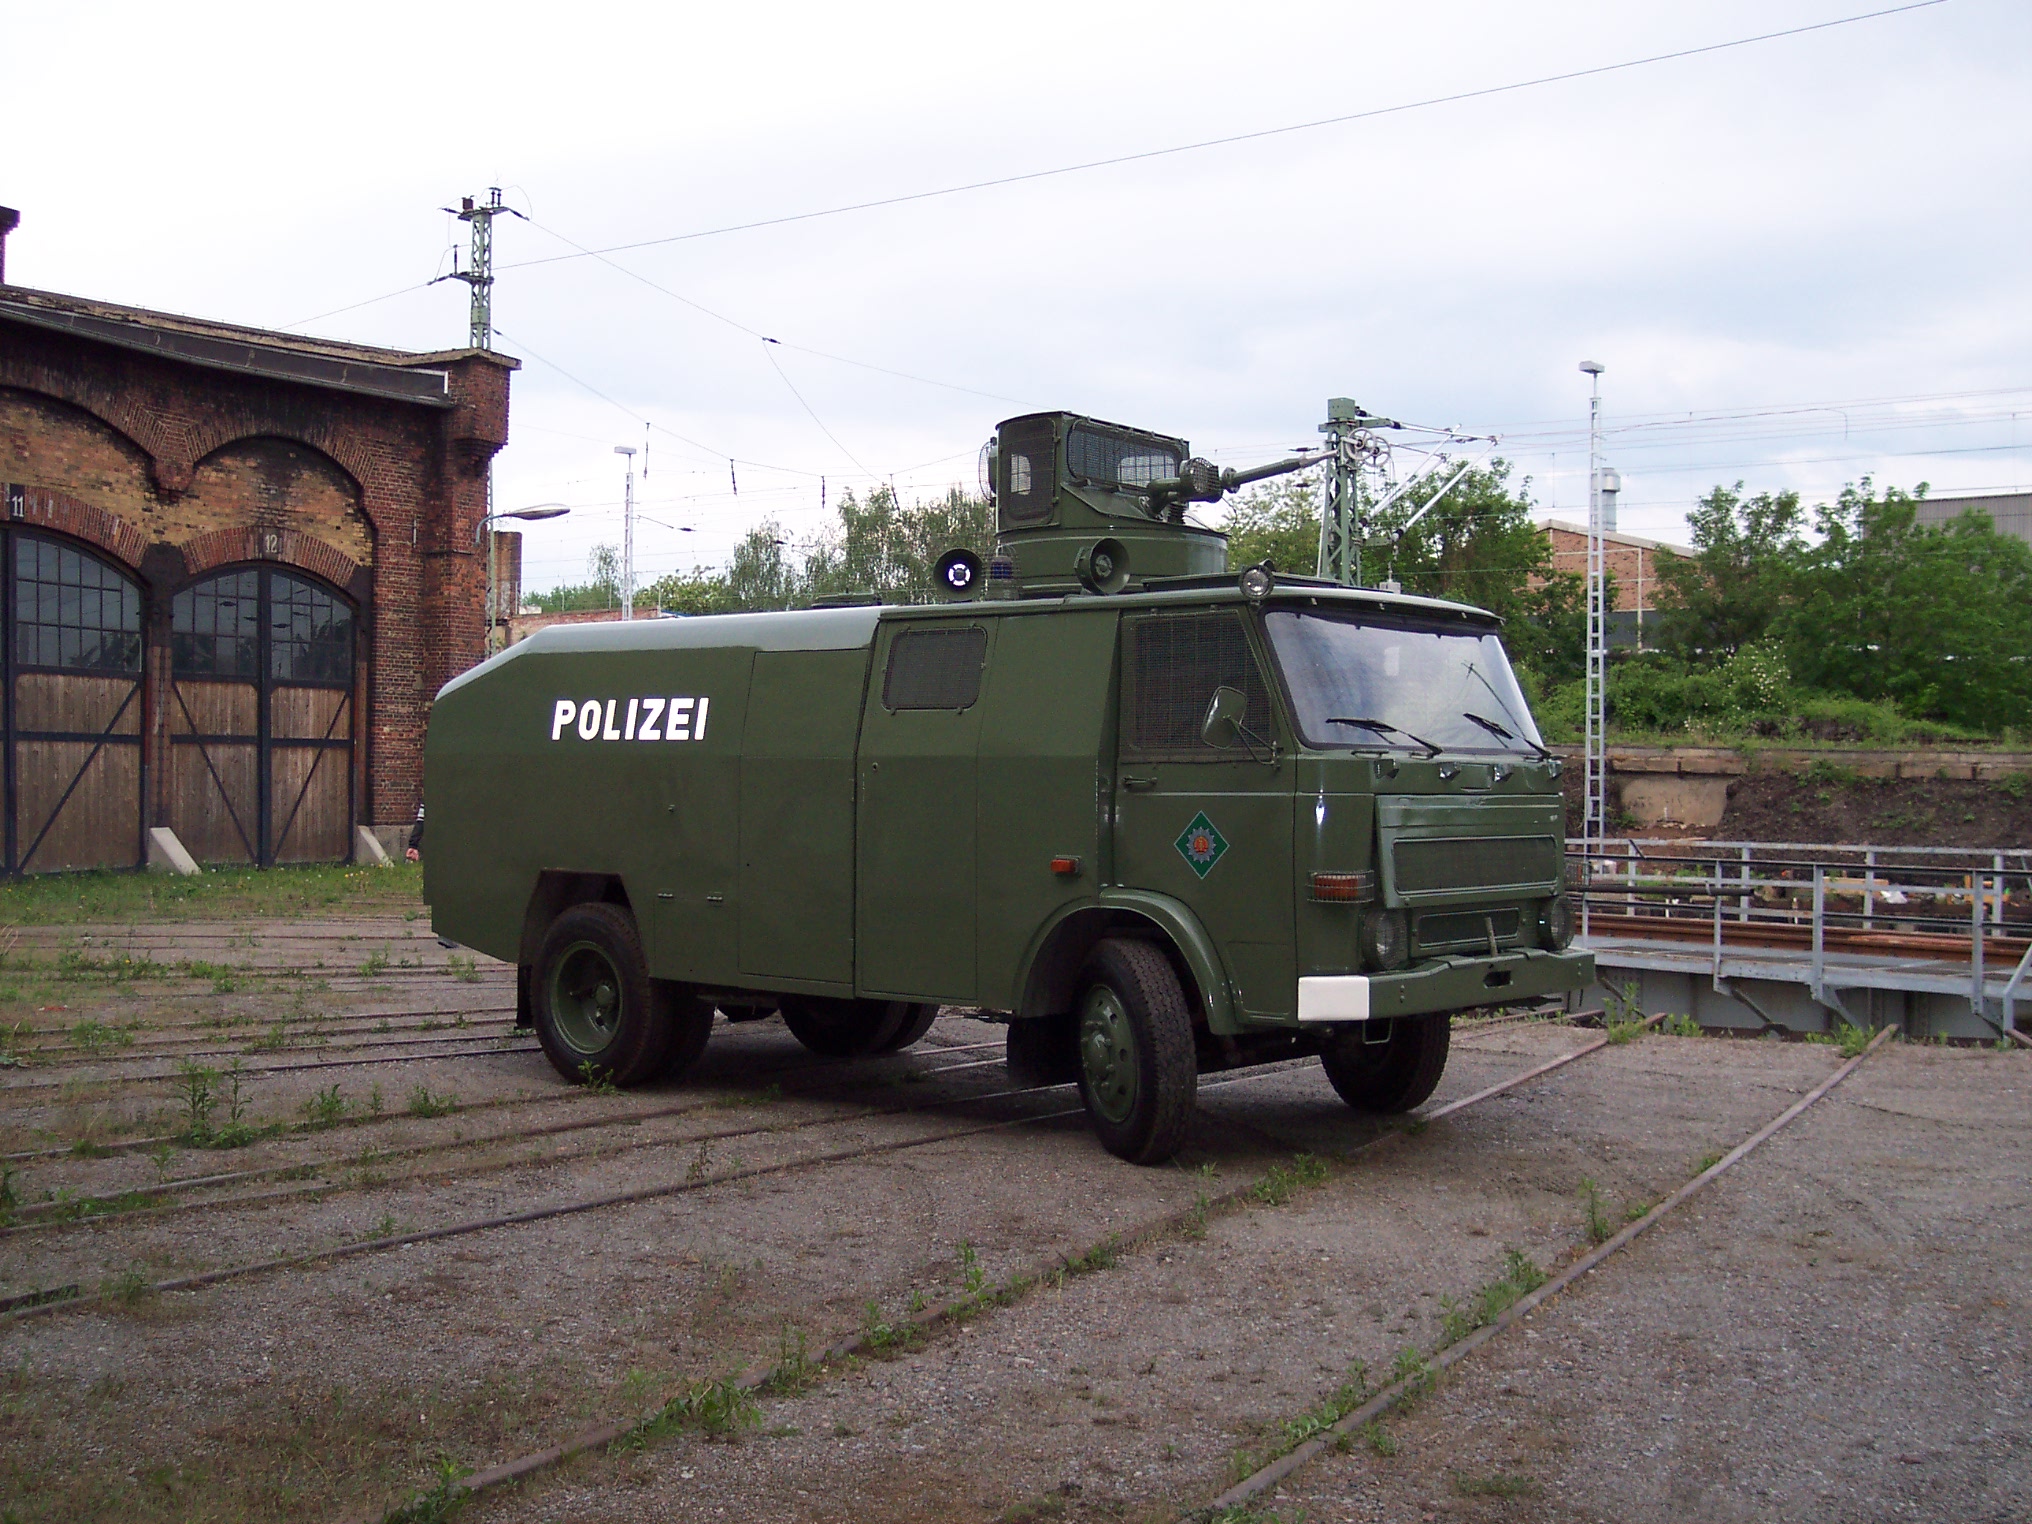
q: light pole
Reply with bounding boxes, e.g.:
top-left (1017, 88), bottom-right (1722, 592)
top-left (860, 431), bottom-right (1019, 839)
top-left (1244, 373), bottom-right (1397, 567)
top-left (477, 504), bottom-right (570, 652)
top-left (1579, 360), bottom-right (1606, 929)
top-left (615, 446), bottom-right (637, 621)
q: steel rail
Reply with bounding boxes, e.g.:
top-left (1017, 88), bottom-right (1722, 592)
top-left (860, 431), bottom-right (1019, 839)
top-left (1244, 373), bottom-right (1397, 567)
top-left (0, 1043), bottom-right (1017, 1233)
top-left (11, 1012), bottom-right (518, 1067)
top-left (1200, 1024), bottom-right (1895, 1518)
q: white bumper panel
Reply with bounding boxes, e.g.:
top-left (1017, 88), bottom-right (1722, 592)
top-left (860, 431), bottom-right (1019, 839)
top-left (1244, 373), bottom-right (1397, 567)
top-left (1297, 975), bottom-right (1371, 1023)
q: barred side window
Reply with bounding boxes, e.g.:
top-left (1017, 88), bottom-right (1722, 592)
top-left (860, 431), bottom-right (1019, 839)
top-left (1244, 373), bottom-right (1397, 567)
top-left (883, 626), bottom-right (987, 711)
top-left (1125, 612), bottom-right (1273, 757)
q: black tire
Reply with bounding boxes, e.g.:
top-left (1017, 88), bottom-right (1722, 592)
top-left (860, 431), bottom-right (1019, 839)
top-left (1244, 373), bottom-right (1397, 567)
top-left (1319, 1015), bottom-right (1451, 1113)
top-left (1005, 1012), bottom-right (1078, 1087)
top-left (655, 989), bottom-right (717, 1082)
top-left (1073, 938), bottom-right (1198, 1165)
top-left (532, 903), bottom-right (672, 1087)
top-left (779, 996), bottom-right (911, 1058)
top-left (871, 1002), bottom-right (940, 1054)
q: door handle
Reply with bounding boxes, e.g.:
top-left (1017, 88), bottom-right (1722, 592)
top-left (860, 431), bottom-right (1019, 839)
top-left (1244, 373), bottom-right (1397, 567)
top-left (1120, 775), bottom-right (1157, 791)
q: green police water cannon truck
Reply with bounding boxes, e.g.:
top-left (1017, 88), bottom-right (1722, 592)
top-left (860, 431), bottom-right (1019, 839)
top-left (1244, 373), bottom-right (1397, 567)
top-left (422, 409), bottom-right (1591, 1164)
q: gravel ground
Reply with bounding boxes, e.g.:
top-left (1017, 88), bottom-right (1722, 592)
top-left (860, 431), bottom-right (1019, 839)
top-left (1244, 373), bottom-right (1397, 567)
top-left (5, 912), bottom-right (2023, 1524)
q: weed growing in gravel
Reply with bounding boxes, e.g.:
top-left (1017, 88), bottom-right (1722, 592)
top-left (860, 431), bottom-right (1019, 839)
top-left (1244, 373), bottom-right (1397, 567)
top-left (102, 1269), bottom-right (151, 1308)
top-left (380, 1457), bottom-right (474, 1524)
top-left (69, 1137), bottom-right (108, 1158)
top-left (1661, 1012), bottom-right (1703, 1038)
top-left (302, 1085), bottom-right (349, 1128)
top-left (372, 1213), bottom-right (400, 1239)
top-left (0, 1019), bottom-right (27, 1068)
top-left (1437, 1250), bottom-right (1547, 1344)
top-left (446, 955), bottom-right (481, 984)
top-left (761, 1326), bottom-right (819, 1396)
top-left (68, 1019), bottom-right (134, 1051)
top-left (1251, 1154), bottom-right (1330, 1206)
top-left (1359, 1420), bottom-right (1398, 1456)
top-left (1209, 1506), bottom-right (1307, 1524)
top-left (616, 1377), bottom-right (760, 1450)
top-left (685, 1140), bottom-right (714, 1184)
top-left (359, 949), bottom-right (391, 977)
top-left (957, 1240), bottom-right (987, 1296)
top-left (406, 1085), bottom-right (459, 1119)
top-left (174, 1061), bottom-right (271, 1148)
top-left (859, 1299), bottom-right (922, 1357)
top-left (1452, 1472), bottom-right (1538, 1498)
top-left (369, 1083), bottom-right (385, 1115)
top-left (0, 1166), bottom-right (17, 1227)
top-left (576, 1061), bottom-right (619, 1096)
top-left (1062, 1236), bottom-right (1120, 1277)
top-left (1696, 1150), bottom-right (1725, 1173)
top-left (1182, 1189), bottom-right (1215, 1240)
top-left (1391, 1348), bottom-right (1437, 1402)
top-left (1578, 1177), bottom-right (1613, 1244)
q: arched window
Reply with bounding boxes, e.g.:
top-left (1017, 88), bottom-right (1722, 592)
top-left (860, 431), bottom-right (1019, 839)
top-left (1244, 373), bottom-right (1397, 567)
top-left (168, 566), bottom-right (356, 865)
top-left (3, 532), bottom-right (145, 872)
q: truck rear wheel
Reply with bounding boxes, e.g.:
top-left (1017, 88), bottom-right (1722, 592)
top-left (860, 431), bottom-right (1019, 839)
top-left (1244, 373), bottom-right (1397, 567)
top-left (780, 996), bottom-right (912, 1058)
top-left (1319, 1015), bottom-right (1451, 1113)
top-left (657, 990), bottom-right (717, 1082)
top-left (1006, 1012), bottom-right (1078, 1087)
top-left (532, 903), bottom-right (674, 1087)
top-left (1074, 938), bottom-right (1197, 1165)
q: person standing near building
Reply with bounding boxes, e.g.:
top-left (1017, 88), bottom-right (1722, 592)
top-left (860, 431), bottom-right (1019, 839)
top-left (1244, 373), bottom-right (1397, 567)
top-left (406, 802), bottom-right (424, 862)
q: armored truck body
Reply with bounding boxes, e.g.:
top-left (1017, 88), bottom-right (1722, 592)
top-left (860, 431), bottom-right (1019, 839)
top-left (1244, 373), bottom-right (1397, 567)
top-left (425, 411), bottom-right (1592, 1162)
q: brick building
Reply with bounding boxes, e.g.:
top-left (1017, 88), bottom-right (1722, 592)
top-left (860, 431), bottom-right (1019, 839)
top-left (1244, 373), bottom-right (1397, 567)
top-left (0, 220), bottom-right (514, 872)
top-left (1541, 519), bottom-right (1688, 649)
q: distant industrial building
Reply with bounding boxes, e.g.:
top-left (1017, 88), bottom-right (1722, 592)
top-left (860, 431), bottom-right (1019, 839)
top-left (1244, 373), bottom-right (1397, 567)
top-left (1912, 490), bottom-right (2032, 547)
top-left (1540, 520), bottom-right (1689, 649)
top-left (0, 208), bottom-right (516, 873)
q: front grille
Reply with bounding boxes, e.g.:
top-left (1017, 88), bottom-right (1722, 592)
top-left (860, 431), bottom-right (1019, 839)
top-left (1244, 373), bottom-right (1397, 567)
top-left (1393, 835), bottom-right (1560, 895)
top-left (1417, 908), bottom-right (1521, 951)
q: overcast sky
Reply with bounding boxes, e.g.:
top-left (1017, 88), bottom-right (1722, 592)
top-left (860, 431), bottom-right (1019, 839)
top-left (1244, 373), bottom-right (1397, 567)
top-left (6, 0), bottom-right (2027, 592)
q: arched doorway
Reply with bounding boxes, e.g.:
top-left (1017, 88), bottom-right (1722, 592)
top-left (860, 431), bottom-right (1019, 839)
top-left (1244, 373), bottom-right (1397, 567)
top-left (3, 531), bottom-right (145, 872)
top-left (168, 566), bottom-right (356, 865)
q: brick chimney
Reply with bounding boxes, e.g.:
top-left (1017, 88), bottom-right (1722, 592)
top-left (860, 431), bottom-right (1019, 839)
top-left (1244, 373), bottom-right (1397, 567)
top-left (0, 207), bottom-right (18, 285)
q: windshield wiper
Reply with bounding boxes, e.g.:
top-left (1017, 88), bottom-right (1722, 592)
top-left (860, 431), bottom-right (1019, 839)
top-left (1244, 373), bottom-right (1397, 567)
top-left (1326, 716), bottom-right (1442, 758)
top-left (1461, 709), bottom-right (1552, 761)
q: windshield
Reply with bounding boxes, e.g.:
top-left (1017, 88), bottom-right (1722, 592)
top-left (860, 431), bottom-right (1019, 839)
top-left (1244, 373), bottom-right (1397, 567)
top-left (1262, 609), bottom-right (1546, 756)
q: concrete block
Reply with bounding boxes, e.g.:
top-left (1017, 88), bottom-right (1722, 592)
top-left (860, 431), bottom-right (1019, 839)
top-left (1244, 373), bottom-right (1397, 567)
top-left (1609, 750), bottom-right (1681, 774)
top-left (145, 827), bottom-right (201, 877)
top-left (353, 826), bottom-right (390, 866)
top-left (1677, 750), bottom-right (1748, 776)
top-left (1616, 775), bottom-right (1730, 830)
top-left (367, 823), bottom-right (413, 861)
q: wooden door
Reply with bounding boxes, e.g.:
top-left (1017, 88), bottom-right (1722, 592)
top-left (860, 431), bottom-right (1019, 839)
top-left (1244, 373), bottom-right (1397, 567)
top-left (4, 533), bottom-right (145, 872)
top-left (170, 567), bottom-right (354, 866)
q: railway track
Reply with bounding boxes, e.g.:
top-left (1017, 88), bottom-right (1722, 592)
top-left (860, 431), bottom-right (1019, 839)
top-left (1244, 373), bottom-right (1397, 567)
top-left (0, 1016), bottom-right (1595, 1325)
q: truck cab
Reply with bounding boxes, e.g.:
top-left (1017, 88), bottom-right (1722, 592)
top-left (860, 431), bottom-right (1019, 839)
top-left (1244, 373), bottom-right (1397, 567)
top-left (422, 411), bottom-right (1592, 1164)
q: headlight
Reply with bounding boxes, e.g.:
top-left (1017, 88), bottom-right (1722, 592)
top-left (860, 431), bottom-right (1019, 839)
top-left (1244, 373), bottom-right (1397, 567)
top-left (1541, 895), bottom-right (1576, 950)
top-left (1359, 908), bottom-right (1408, 971)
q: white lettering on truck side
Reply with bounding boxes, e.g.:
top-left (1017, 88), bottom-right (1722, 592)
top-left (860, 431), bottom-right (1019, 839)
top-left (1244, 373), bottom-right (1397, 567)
top-left (546, 696), bottom-right (712, 743)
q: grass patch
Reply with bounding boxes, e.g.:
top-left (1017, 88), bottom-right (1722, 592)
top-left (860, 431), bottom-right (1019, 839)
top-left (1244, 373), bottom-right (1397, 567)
top-left (1061, 1235), bottom-right (1120, 1277)
top-left (174, 1061), bottom-right (277, 1149)
top-left (1250, 1154), bottom-right (1330, 1206)
top-left (1579, 1177), bottom-right (1613, 1245)
top-left (1451, 1471), bottom-right (1538, 1498)
top-left (0, 862), bottom-right (423, 926)
top-left (380, 1457), bottom-right (473, 1524)
top-left (613, 1377), bottom-right (759, 1451)
top-left (859, 1299), bottom-right (923, 1357)
top-left (1438, 1250), bottom-right (1547, 1343)
top-left (406, 1085), bottom-right (459, 1119)
top-left (1661, 1012), bottom-right (1703, 1038)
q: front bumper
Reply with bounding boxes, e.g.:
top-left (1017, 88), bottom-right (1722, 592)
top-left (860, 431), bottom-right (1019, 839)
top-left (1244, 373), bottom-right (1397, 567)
top-left (1290, 948), bottom-right (1594, 1025)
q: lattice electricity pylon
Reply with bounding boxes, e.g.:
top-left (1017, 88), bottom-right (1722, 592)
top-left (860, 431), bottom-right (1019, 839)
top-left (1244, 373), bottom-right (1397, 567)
top-left (1581, 362), bottom-right (1609, 924)
top-left (1316, 398), bottom-right (1391, 585)
top-left (436, 188), bottom-right (525, 351)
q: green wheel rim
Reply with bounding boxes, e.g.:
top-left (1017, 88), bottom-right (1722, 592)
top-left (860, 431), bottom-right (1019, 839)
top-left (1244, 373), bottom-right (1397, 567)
top-left (1079, 983), bottom-right (1139, 1125)
top-left (549, 940), bottom-right (623, 1056)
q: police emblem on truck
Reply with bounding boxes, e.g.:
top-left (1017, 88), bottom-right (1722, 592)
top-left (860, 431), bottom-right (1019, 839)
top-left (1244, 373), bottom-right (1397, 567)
top-left (549, 697), bottom-right (711, 742)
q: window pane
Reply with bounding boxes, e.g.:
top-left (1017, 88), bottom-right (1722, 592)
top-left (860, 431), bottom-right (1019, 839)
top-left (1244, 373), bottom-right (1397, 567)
top-left (13, 534), bottom-right (143, 674)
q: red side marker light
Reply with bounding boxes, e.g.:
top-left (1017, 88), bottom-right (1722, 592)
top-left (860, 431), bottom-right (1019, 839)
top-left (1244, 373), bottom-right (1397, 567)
top-left (1051, 856), bottom-right (1082, 877)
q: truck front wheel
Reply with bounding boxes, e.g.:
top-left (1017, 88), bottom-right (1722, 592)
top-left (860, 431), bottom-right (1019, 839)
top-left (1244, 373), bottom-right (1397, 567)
top-left (532, 903), bottom-right (679, 1087)
top-left (1318, 1015), bottom-right (1451, 1113)
top-left (1074, 938), bottom-right (1198, 1165)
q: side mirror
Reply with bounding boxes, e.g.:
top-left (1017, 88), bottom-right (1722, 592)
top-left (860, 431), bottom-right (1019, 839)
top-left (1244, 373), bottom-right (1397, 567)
top-left (1201, 685), bottom-right (1247, 749)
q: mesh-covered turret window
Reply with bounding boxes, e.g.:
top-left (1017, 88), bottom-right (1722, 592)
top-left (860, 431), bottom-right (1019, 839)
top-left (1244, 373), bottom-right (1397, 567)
top-left (883, 626), bottom-right (987, 710)
top-left (1124, 612), bottom-right (1273, 757)
top-left (997, 418), bottom-right (1055, 527)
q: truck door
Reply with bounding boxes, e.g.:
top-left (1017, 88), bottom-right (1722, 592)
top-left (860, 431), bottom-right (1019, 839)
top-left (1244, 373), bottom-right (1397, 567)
top-left (855, 619), bottom-right (995, 1002)
top-left (1112, 610), bottom-right (1296, 1018)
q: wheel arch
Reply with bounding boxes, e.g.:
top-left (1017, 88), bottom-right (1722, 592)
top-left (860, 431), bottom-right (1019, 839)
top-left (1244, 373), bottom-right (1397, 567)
top-left (519, 870), bottom-right (635, 966)
top-left (1013, 890), bottom-right (1236, 1034)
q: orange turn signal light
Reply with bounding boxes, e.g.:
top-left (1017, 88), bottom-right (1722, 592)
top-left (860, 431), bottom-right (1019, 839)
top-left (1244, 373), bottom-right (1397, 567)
top-left (1050, 856), bottom-right (1083, 877)
top-left (1310, 870), bottom-right (1376, 902)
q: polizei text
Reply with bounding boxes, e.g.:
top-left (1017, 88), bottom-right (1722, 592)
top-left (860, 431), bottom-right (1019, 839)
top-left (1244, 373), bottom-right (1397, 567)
top-left (550, 697), bottom-right (711, 743)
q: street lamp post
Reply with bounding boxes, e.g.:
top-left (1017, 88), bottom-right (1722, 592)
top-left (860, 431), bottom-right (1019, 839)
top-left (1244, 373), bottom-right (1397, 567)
top-left (477, 504), bottom-right (570, 652)
top-left (614, 446), bottom-right (637, 621)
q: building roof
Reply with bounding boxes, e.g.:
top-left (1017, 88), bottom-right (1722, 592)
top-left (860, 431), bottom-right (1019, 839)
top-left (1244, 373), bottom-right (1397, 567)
top-left (1540, 519), bottom-right (1692, 557)
top-left (0, 283), bottom-right (517, 408)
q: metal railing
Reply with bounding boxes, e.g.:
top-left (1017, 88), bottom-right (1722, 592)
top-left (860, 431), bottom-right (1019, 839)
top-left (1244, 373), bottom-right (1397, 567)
top-left (1568, 838), bottom-right (2032, 1035)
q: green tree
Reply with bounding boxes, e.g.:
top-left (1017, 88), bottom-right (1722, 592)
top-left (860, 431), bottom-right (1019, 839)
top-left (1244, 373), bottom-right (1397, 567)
top-left (1777, 480), bottom-right (2032, 732)
top-left (801, 485), bottom-right (994, 605)
top-left (1220, 478), bottom-right (1321, 575)
top-left (1652, 483), bottom-right (1804, 658)
top-left (528, 542), bottom-right (622, 613)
